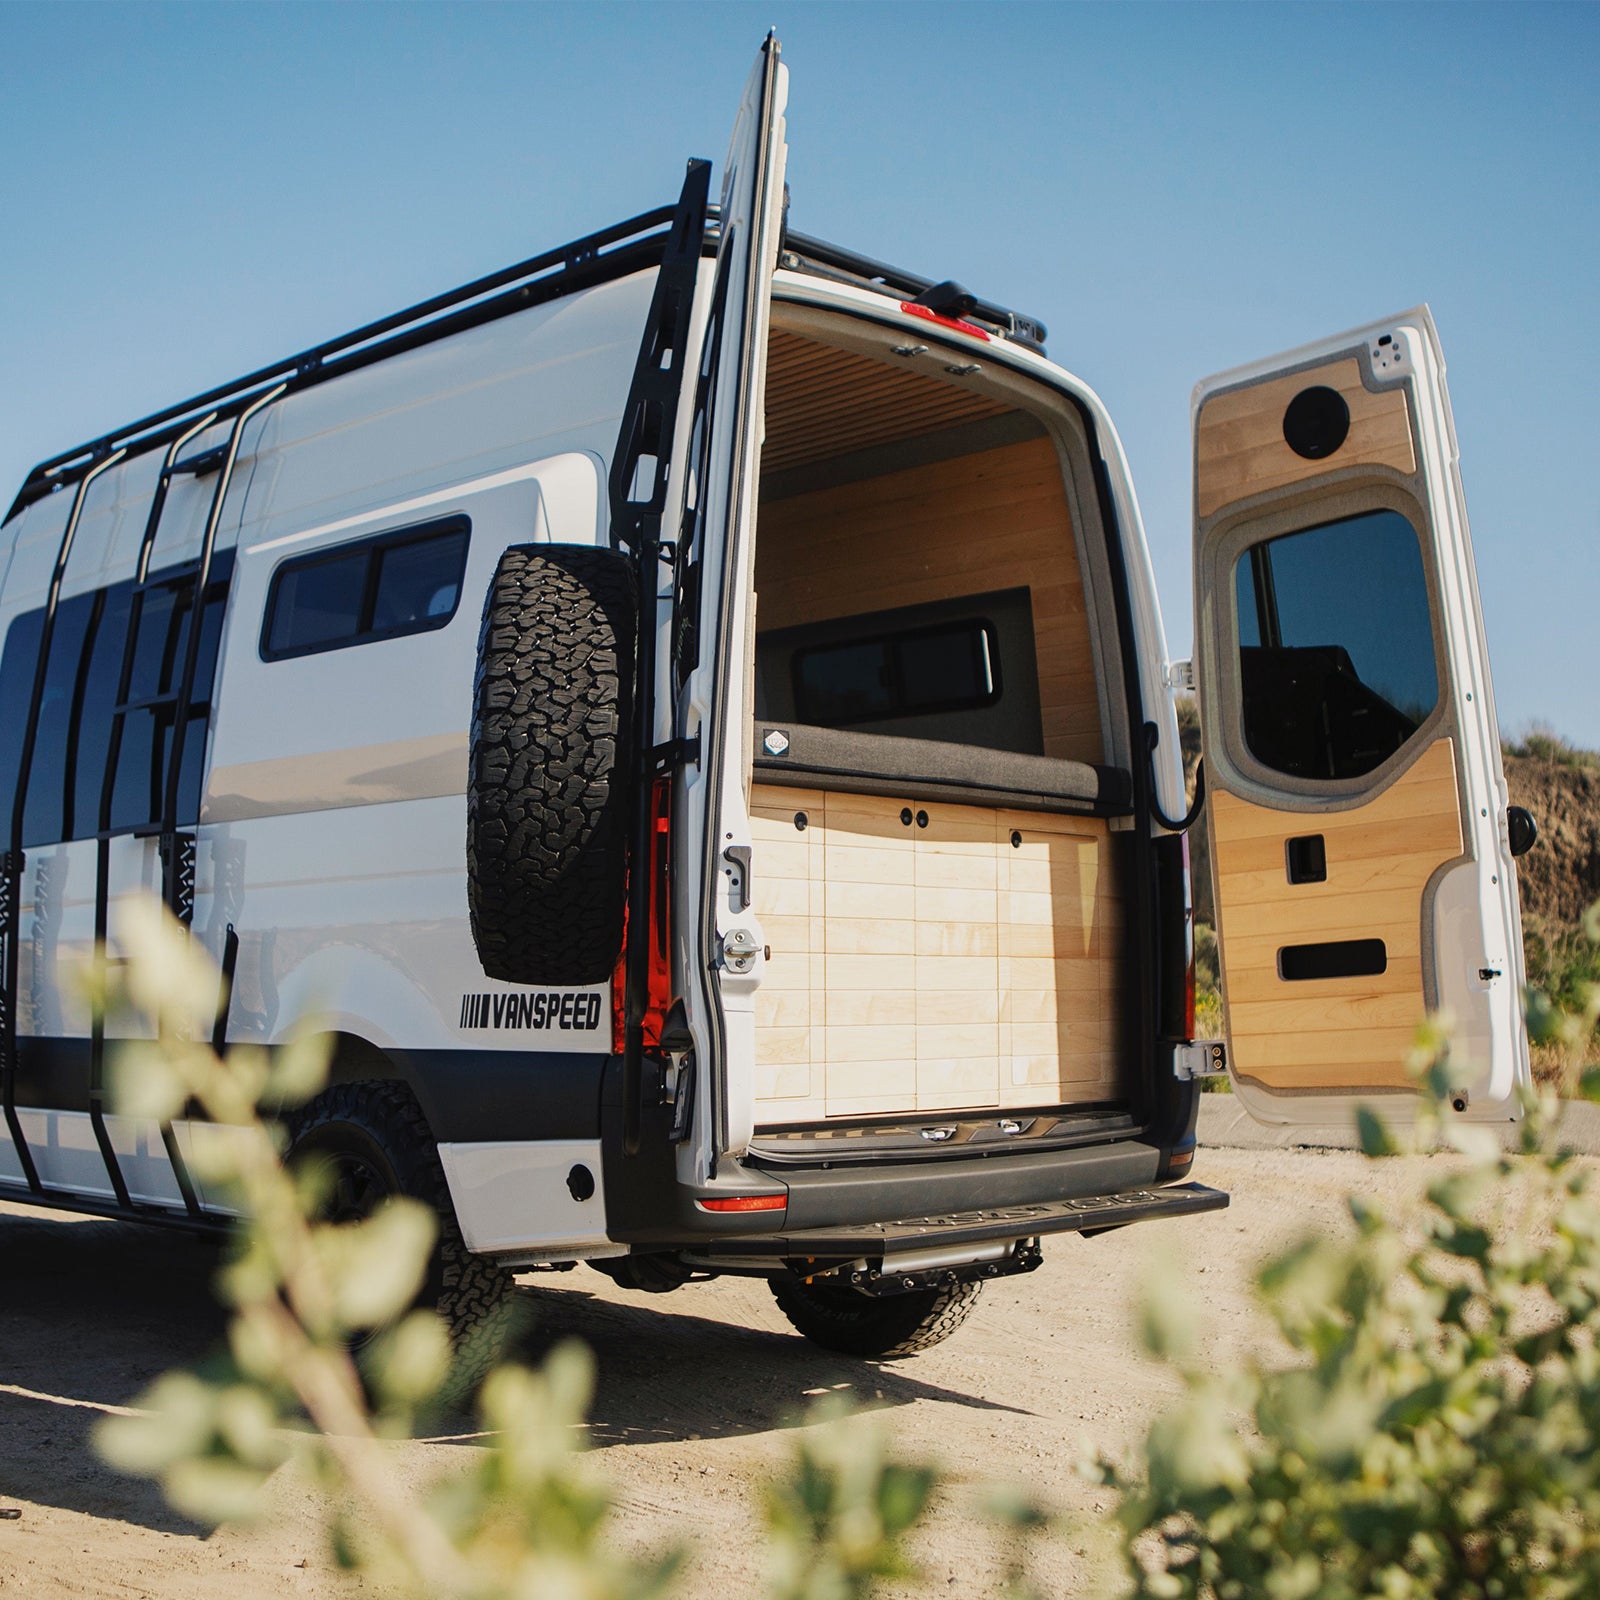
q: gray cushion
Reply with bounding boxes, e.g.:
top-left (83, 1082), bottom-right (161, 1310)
top-left (751, 722), bottom-right (1132, 816)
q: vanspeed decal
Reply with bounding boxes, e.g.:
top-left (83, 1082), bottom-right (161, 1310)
top-left (459, 991), bottom-right (605, 1032)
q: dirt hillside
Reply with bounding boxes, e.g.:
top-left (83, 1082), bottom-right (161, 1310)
top-left (1504, 756), bottom-right (1600, 923)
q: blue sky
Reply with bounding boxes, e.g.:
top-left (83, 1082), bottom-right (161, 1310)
top-left (2, 2), bottom-right (1595, 745)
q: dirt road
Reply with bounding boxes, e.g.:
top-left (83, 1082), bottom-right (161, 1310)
top-left (0, 1146), bottom-right (1451, 1598)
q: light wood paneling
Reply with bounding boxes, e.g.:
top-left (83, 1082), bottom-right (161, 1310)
top-left (751, 787), bottom-right (1123, 1125)
top-left (1196, 357), bottom-right (1416, 520)
top-left (764, 329), bottom-right (1011, 474)
top-left (756, 436), bottom-right (1102, 764)
top-left (1209, 738), bottom-right (1463, 1092)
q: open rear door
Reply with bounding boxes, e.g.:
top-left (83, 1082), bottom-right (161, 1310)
top-left (1193, 309), bottom-right (1529, 1124)
top-left (672, 35), bottom-right (789, 1164)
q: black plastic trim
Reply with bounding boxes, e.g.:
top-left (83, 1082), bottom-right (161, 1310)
top-left (693, 1181), bottom-right (1229, 1260)
top-left (11, 1037), bottom-right (606, 1146)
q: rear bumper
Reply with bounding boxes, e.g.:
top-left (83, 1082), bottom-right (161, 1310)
top-left (687, 1179), bottom-right (1229, 1266)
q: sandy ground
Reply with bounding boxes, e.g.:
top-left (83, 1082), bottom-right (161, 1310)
top-left (0, 1146), bottom-right (1464, 1599)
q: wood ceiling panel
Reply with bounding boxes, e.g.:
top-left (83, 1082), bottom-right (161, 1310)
top-left (763, 329), bottom-right (1012, 475)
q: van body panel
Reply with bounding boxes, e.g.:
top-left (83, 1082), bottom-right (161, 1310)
top-left (1193, 308), bottom-right (1529, 1123)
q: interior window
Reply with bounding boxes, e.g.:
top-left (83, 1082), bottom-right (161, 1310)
top-left (262, 516), bottom-right (469, 661)
top-left (757, 588), bottom-right (1041, 754)
top-left (1234, 509), bottom-right (1438, 781)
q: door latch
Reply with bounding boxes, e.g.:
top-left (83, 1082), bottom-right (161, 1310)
top-left (720, 926), bottom-right (763, 973)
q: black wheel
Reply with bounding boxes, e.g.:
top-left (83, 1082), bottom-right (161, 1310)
top-left (468, 543), bottom-right (638, 986)
top-left (769, 1275), bottom-right (984, 1358)
top-left (286, 1081), bottom-right (516, 1394)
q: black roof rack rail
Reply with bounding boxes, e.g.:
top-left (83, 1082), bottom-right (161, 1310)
top-left (778, 227), bottom-right (1048, 355)
top-left (6, 201), bottom-right (683, 525)
top-left (8, 195), bottom-right (1051, 527)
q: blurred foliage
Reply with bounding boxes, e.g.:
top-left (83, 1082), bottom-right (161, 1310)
top-left (1095, 907), bottom-right (1600, 1599)
top-left (91, 897), bottom-right (938, 1599)
top-left (1523, 905), bottom-right (1600, 1087)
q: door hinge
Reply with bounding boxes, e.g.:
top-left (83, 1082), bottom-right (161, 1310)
top-left (1175, 1040), bottom-right (1227, 1080)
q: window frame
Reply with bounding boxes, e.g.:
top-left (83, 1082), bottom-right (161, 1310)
top-left (259, 514), bottom-right (471, 664)
top-left (1204, 481), bottom-right (1453, 805)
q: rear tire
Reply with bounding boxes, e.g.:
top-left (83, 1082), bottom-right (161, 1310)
top-left (286, 1081), bottom-right (516, 1397)
top-left (468, 543), bottom-right (638, 986)
top-left (769, 1275), bottom-right (983, 1358)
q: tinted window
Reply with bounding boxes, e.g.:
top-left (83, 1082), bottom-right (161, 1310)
top-left (263, 517), bottom-right (469, 661)
top-left (1234, 509), bottom-right (1438, 781)
top-left (793, 618), bottom-right (999, 728)
top-left (0, 554), bottom-right (233, 846)
top-left (267, 551), bottom-right (366, 654)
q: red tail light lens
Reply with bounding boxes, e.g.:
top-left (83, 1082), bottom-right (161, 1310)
top-left (898, 301), bottom-right (991, 341)
top-left (696, 1194), bottom-right (787, 1213)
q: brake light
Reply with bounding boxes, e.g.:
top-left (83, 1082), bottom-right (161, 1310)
top-left (898, 301), bottom-right (991, 341)
top-left (696, 1194), bottom-right (787, 1213)
top-left (613, 776), bottom-right (675, 1056)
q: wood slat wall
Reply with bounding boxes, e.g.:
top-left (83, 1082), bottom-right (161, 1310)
top-left (750, 787), bottom-right (1123, 1124)
top-left (1209, 738), bottom-right (1464, 1092)
top-left (755, 435), bottom-right (1103, 764)
top-left (1195, 357), bottom-right (1416, 520)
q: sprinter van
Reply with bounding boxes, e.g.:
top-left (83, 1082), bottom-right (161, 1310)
top-left (0, 38), bottom-right (1532, 1359)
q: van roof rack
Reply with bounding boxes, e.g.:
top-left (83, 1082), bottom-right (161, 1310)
top-left (7, 197), bottom-right (1048, 525)
top-left (778, 229), bottom-right (1048, 355)
top-left (6, 203), bottom-right (682, 524)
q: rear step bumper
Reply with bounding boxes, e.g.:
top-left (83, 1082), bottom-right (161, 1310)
top-left (687, 1180), bottom-right (1229, 1266)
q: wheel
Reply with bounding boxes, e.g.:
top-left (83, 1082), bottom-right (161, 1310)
top-left (468, 543), bottom-right (638, 986)
top-left (769, 1275), bottom-right (984, 1358)
top-left (286, 1080), bottom-right (516, 1395)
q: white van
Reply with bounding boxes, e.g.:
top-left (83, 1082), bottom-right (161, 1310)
top-left (0, 38), bottom-right (1532, 1360)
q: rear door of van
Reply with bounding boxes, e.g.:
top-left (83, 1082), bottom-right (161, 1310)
top-left (670, 35), bottom-right (789, 1166)
top-left (1192, 309), bottom-right (1530, 1125)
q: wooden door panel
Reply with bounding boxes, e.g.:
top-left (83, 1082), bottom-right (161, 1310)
top-left (1210, 738), bottom-right (1463, 1092)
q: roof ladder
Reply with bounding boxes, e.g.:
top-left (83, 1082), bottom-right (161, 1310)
top-left (2, 448), bottom-right (126, 1197)
top-left (89, 411), bottom-right (217, 1215)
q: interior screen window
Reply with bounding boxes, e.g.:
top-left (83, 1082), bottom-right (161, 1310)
top-left (1234, 509), bottom-right (1438, 781)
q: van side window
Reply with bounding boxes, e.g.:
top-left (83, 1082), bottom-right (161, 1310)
top-left (0, 551), bottom-right (233, 846)
top-left (262, 517), bottom-right (470, 662)
top-left (1233, 509), bottom-right (1439, 781)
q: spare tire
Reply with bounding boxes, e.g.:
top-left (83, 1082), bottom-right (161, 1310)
top-left (468, 544), bottom-right (637, 985)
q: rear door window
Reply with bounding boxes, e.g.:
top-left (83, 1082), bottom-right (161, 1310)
top-left (1233, 509), bottom-right (1439, 780)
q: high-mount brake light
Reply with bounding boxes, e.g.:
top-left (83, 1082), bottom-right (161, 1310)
top-left (898, 301), bottom-right (991, 341)
top-left (697, 1194), bottom-right (788, 1213)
